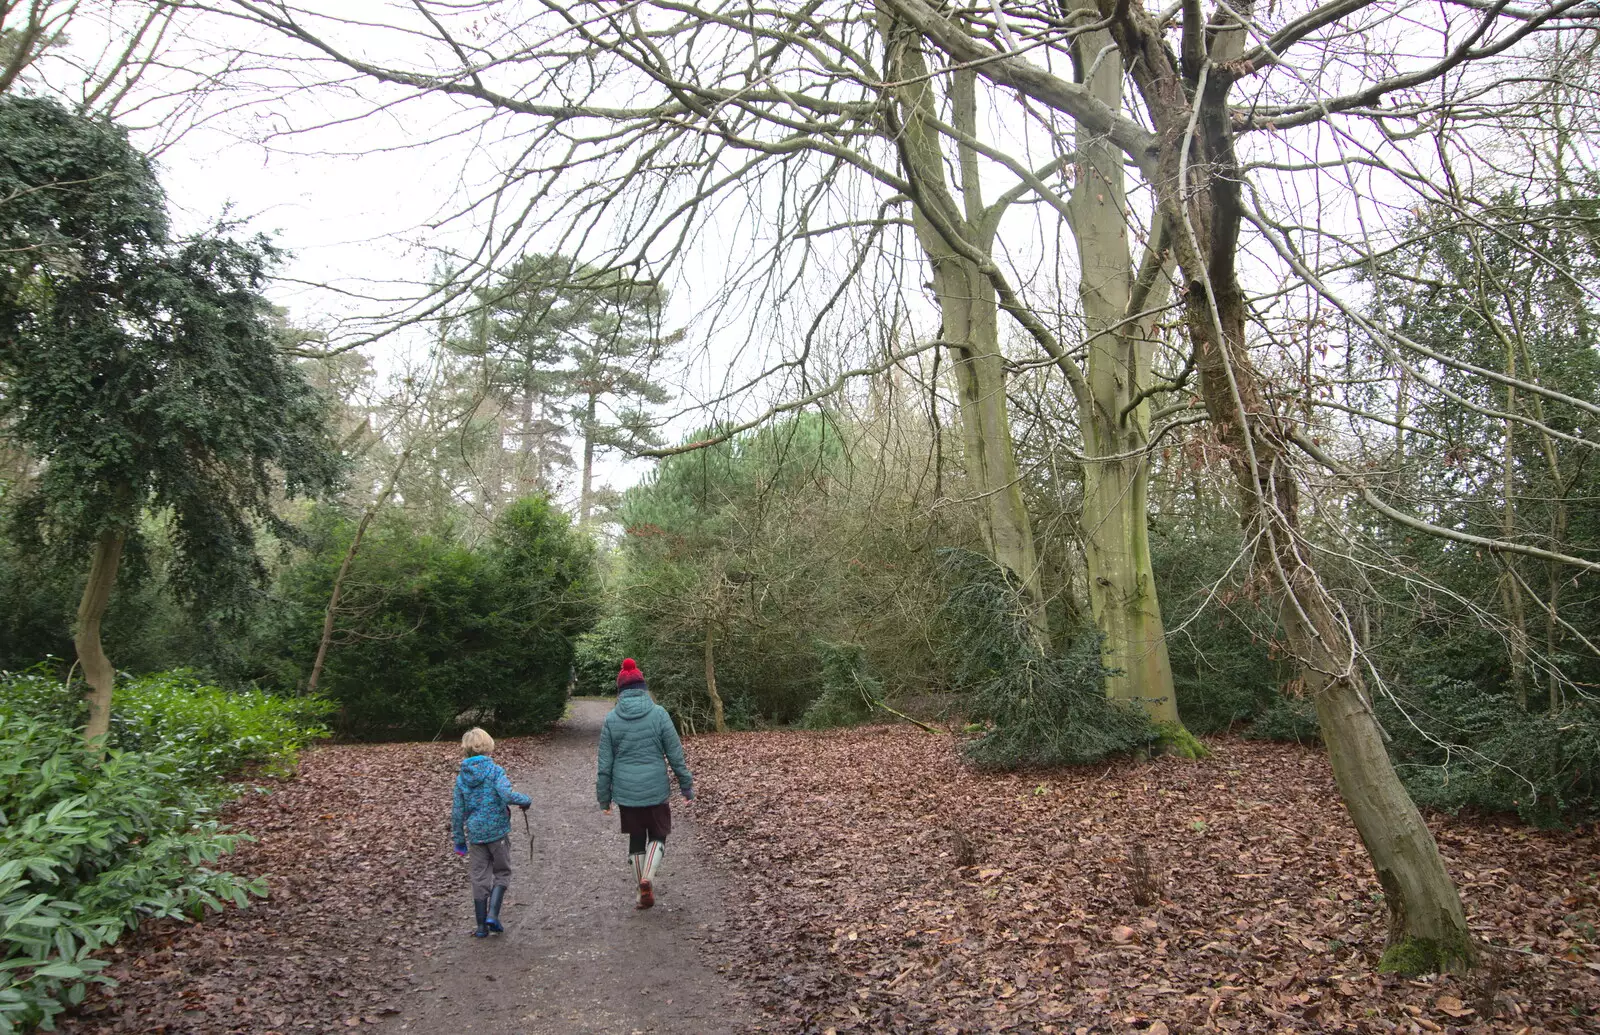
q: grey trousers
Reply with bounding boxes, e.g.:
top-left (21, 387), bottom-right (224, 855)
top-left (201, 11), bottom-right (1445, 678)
top-left (468, 837), bottom-right (512, 899)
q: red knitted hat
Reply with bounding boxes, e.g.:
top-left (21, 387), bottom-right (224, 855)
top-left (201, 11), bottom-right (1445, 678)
top-left (617, 658), bottom-right (646, 689)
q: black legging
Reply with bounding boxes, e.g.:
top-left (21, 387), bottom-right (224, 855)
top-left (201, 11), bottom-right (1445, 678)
top-left (628, 830), bottom-right (666, 854)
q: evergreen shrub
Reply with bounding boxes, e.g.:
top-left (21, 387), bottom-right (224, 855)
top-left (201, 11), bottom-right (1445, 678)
top-left (1150, 528), bottom-right (1284, 733)
top-left (109, 672), bottom-right (333, 779)
top-left (937, 549), bottom-right (1156, 768)
top-left (1242, 694), bottom-right (1321, 744)
top-left (1379, 679), bottom-right (1600, 826)
top-left (275, 497), bottom-right (597, 739)
top-left (573, 615), bottom-right (629, 698)
top-left (800, 641), bottom-right (880, 729)
top-left (0, 670), bottom-right (326, 1032)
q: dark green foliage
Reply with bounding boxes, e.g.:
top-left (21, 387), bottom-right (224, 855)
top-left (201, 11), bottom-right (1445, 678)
top-left (0, 542), bottom-right (72, 671)
top-left (276, 497), bottom-right (597, 739)
top-left (800, 642), bottom-right (880, 729)
top-left (0, 669), bottom-right (327, 1032)
top-left (1242, 696), bottom-right (1321, 744)
top-left (938, 549), bottom-right (1156, 768)
top-left (1377, 681), bottom-right (1600, 826)
top-left (445, 253), bottom-right (673, 498)
top-left (1149, 526), bottom-right (1285, 735)
top-left (1340, 190), bottom-right (1600, 823)
top-left (108, 671), bottom-right (334, 779)
top-left (0, 525), bottom-right (209, 677)
top-left (610, 417), bottom-right (833, 727)
top-left (0, 94), bottom-right (342, 622)
top-left (572, 615), bottom-right (629, 698)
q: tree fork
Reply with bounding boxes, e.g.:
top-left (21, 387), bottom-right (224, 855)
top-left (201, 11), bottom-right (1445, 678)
top-left (1066, 0), bottom-right (1190, 734)
top-left (1091, 0), bottom-right (1476, 970)
top-left (877, 3), bottom-right (1048, 638)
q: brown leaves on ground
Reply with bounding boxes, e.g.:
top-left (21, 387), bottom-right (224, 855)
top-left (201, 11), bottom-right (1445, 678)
top-left (59, 737), bottom-right (542, 1035)
top-left (48, 725), bottom-right (1599, 1035)
top-left (689, 727), bottom-right (1600, 1034)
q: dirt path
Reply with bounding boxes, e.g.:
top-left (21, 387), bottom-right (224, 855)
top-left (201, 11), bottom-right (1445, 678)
top-left (381, 699), bottom-right (752, 1035)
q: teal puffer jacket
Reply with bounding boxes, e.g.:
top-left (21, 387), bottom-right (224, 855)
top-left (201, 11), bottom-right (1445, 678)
top-left (596, 685), bottom-right (694, 808)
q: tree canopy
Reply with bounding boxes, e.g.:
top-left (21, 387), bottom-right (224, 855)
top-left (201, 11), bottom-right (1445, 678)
top-left (0, 94), bottom-right (343, 741)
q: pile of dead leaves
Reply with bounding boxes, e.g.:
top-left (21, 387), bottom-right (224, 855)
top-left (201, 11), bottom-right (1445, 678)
top-left (688, 726), bottom-right (1600, 1034)
top-left (56, 737), bottom-right (540, 1035)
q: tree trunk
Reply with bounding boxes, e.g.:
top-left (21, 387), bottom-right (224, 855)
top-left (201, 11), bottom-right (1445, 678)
top-left (518, 368), bottom-right (537, 495)
top-left (704, 617), bottom-right (727, 733)
top-left (878, 11), bottom-right (1047, 638)
top-left (1546, 504), bottom-right (1568, 711)
top-left (76, 529), bottom-right (127, 748)
top-left (1092, 0), bottom-right (1474, 972)
top-left (307, 447), bottom-right (411, 695)
top-left (1497, 349), bottom-right (1531, 708)
top-left (1511, 338), bottom-right (1570, 711)
top-left (1065, 0), bottom-right (1188, 742)
top-left (486, 405), bottom-right (506, 517)
top-left (939, 260), bottom-right (1046, 634)
top-left (580, 391), bottom-right (598, 526)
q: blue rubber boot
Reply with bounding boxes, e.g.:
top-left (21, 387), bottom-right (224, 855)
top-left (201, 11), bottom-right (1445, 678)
top-left (486, 886), bottom-right (506, 934)
top-left (472, 898), bottom-right (489, 938)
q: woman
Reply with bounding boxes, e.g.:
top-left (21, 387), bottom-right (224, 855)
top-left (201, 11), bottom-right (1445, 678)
top-left (596, 658), bottom-right (695, 909)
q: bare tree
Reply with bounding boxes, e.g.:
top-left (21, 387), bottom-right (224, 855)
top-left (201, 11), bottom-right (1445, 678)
top-left (879, 0), bottom-right (1600, 973)
top-left (180, 1), bottom-right (1209, 733)
top-left (179, 0), bottom-right (1600, 972)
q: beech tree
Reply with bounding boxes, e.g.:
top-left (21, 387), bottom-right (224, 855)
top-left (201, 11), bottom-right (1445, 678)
top-left (876, 0), bottom-right (1600, 973)
top-left (0, 95), bottom-right (342, 745)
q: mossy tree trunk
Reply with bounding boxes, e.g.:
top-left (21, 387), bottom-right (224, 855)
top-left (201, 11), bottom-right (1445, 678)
top-left (879, 14), bottom-right (1047, 640)
top-left (879, 3), bottom-right (1195, 726)
top-left (1064, 0), bottom-right (1189, 742)
top-left (1090, 0), bottom-right (1473, 972)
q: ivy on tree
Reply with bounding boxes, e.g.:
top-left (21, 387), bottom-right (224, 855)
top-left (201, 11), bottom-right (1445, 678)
top-left (0, 95), bottom-right (343, 745)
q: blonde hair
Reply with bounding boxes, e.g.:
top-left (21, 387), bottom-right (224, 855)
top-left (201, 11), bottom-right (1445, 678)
top-left (461, 727), bottom-right (494, 756)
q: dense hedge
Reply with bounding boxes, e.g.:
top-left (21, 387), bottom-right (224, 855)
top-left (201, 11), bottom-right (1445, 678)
top-left (273, 497), bottom-right (597, 739)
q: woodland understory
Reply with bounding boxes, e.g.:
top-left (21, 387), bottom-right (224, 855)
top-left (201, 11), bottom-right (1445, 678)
top-left (6, 2), bottom-right (1600, 1030)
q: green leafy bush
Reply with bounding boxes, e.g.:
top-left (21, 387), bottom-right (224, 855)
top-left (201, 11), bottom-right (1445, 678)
top-left (1149, 527), bottom-right (1285, 734)
top-left (608, 415), bottom-right (953, 730)
top-left (1379, 679), bottom-right (1600, 826)
top-left (0, 670), bottom-right (327, 1031)
top-left (110, 672), bottom-right (333, 779)
top-left (800, 642), bottom-right (880, 729)
top-left (573, 614), bottom-right (630, 698)
top-left (273, 497), bottom-right (597, 739)
top-left (1243, 695), bottom-right (1321, 744)
top-left (937, 549), bottom-right (1156, 768)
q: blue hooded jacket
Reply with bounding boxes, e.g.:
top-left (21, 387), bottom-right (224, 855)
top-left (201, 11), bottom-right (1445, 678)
top-left (596, 684), bottom-right (694, 808)
top-left (451, 755), bottom-right (531, 847)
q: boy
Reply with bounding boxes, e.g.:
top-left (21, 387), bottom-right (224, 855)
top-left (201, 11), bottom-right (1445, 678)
top-left (451, 727), bottom-right (531, 937)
